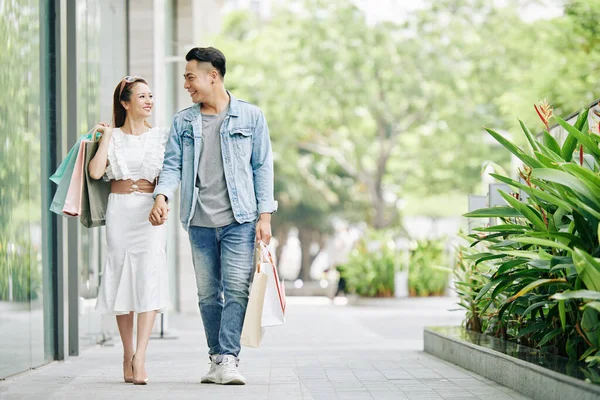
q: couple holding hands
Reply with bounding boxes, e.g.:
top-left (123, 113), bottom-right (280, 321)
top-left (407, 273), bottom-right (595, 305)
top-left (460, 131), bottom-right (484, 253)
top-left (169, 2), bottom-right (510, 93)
top-left (90, 47), bottom-right (277, 386)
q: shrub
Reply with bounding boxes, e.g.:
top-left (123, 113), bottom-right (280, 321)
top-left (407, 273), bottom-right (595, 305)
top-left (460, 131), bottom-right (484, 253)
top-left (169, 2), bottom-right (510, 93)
top-left (409, 239), bottom-right (450, 297)
top-left (464, 102), bottom-right (600, 381)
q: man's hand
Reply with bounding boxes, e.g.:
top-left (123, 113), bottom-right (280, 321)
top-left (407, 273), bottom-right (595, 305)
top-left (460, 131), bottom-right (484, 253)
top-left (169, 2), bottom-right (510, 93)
top-left (149, 195), bottom-right (169, 226)
top-left (256, 213), bottom-right (272, 245)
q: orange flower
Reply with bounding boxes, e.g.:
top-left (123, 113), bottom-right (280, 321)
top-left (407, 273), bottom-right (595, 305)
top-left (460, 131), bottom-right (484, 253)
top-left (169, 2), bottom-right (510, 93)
top-left (534, 99), bottom-right (553, 130)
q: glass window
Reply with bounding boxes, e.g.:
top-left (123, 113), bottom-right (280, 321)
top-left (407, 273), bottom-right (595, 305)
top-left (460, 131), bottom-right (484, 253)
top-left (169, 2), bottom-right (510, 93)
top-left (0, 0), bottom-right (45, 378)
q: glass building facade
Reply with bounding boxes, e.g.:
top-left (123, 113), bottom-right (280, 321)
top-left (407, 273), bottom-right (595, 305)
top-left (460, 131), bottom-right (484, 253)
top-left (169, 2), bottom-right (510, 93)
top-left (0, 0), bottom-right (241, 378)
top-left (0, 0), bottom-right (182, 378)
top-left (0, 0), bottom-right (46, 378)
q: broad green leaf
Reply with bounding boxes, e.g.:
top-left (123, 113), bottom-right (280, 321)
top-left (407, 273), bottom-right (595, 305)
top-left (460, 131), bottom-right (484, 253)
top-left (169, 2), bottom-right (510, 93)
top-left (568, 197), bottom-right (600, 220)
top-left (507, 278), bottom-right (567, 302)
top-left (474, 224), bottom-right (530, 233)
top-left (496, 259), bottom-right (529, 275)
top-left (463, 252), bottom-right (495, 260)
top-left (543, 131), bottom-right (562, 156)
top-left (573, 212), bottom-right (596, 249)
top-left (519, 119), bottom-right (539, 153)
top-left (499, 191), bottom-right (547, 232)
top-left (549, 263), bottom-right (576, 274)
top-left (561, 163), bottom-right (600, 193)
top-left (559, 300), bottom-right (566, 332)
top-left (551, 290), bottom-right (600, 301)
top-left (475, 275), bottom-right (506, 301)
top-left (534, 151), bottom-right (562, 168)
top-left (573, 108), bottom-right (590, 131)
top-left (581, 307), bottom-right (600, 348)
top-left (533, 168), bottom-right (597, 201)
top-left (555, 116), bottom-right (600, 157)
top-left (538, 327), bottom-right (562, 347)
top-left (562, 133), bottom-right (578, 162)
top-left (579, 347), bottom-right (598, 361)
top-left (489, 173), bottom-right (572, 210)
top-left (572, 248), bottom-right (600, 291)
top-left (510, 237), bottom-right (571, 252)
top-left (485, 128), bottom-right (543, 168)
top-left (516, 321), bottom-right (547, 338)
top-left (581, 301), bottom-right (600, 313)
top-left (503, 250), bottom-right (540, 259)
top-left (475, 254), bottom-right (506, 265)
top-left (522, 301), bottom-right (549, 318)
top-left (464, 206), bottom-right (522, 218)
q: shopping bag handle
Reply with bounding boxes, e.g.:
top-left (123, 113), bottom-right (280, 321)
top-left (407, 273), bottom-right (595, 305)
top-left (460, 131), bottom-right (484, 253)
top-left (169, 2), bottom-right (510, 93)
top-left (258, 241), bottom-right (286, 312)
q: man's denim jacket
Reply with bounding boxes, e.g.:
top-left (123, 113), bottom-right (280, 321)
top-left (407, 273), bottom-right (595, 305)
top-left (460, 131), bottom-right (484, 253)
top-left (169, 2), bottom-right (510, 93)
top-left (154, 91), bottom-right (278, 231)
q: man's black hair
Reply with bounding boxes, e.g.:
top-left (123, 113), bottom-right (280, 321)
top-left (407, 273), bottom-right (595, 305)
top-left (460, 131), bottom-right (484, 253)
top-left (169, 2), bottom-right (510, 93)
top-left (185, 47), bottom-right (226, 78)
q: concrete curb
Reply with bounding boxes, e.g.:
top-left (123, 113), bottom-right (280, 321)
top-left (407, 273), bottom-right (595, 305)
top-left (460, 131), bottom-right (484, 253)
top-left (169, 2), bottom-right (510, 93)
top-left (424, 327), bottom-right (600, 400)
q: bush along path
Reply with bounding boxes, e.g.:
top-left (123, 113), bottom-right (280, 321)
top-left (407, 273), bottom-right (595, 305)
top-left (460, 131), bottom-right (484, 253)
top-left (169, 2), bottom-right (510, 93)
top-left (460, 101), bottom-right (600, 384)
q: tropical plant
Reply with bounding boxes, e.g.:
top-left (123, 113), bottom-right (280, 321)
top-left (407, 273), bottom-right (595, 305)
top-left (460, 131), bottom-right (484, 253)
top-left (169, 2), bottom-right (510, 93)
top-left (408, 239), bottom-right (451, 297)
top-left (453, 232), bottom-right (502, 332)
top-left (464, 101), bottom-right (600, 380)
top-left (339, 229), bottom-right (403, 297)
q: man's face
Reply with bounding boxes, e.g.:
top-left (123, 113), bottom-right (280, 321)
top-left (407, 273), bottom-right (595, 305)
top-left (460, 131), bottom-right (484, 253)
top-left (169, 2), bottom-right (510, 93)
top-left (183, 60), bottom-right (215, 104)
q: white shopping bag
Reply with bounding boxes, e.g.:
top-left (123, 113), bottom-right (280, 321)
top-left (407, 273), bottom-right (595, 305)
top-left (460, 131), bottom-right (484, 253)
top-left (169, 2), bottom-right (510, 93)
top-left (259, 241), bottom-right (286, 327)
top-left (241, 249), bottom-right (269, 348)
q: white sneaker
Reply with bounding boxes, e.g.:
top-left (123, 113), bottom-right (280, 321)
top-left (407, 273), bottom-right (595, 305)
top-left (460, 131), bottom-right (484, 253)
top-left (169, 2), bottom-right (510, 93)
top-left (216, 355), bottom-right (246, 385)
top-left (200, 355), bottom-right (219, 384)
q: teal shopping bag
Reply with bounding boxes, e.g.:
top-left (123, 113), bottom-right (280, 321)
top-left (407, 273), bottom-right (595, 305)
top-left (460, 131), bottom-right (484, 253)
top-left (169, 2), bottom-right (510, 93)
top-left (49, 141), bottom-right (81, 216)
top-left (50, 128), bottom-right (101, 215)
top-left (49, 129), bottom-right (100, 185)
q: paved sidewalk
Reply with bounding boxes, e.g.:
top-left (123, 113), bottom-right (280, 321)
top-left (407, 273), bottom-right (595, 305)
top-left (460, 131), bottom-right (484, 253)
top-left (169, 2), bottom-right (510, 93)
top-left (0, 297), bottom-right (530, 400)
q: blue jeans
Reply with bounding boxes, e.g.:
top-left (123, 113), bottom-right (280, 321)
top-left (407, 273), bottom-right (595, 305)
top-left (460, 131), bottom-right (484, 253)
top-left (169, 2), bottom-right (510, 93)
top-left (188, 221), bottom-right (256, 357)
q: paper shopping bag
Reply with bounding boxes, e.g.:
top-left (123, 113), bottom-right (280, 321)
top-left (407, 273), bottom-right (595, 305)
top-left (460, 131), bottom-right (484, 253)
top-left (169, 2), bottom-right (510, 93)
top-left (80, 140), bottom-right (110, 228)
top-left (50, 127), bottom-right (100, 185)
top-left (50, 141), bottom-right (81, 216)
top-left (62, 140), bottom-right (87, 216)
top-left (241, 258), bottom-right (269, 348)
top-left (259, 241), bottom-right (286, 327)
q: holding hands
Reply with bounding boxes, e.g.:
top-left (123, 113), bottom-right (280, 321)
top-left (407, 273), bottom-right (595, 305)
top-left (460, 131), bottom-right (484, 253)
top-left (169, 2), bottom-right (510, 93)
top-left (149, 195), bottom-right (169, 226)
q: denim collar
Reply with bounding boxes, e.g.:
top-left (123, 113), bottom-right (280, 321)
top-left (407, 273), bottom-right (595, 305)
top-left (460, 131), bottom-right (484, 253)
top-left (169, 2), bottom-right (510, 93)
top-left (183, 90), bottom-right (239, 121)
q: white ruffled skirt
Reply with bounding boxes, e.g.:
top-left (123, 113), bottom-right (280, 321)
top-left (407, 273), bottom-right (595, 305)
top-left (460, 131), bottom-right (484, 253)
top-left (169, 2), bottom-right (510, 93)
top-left (95, 192), bottom-right (168, 315)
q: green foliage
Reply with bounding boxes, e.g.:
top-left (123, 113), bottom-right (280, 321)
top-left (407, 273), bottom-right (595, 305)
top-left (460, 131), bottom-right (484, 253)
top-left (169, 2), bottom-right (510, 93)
top-left (453, 232), bottom-right (505, 332)
top-left (340, 230), bottom-right (403, 297)
top-left (215, 0), bottom-right (499, 230)
top-left (464, 106), bottom-right (600, 380)
top-left (408, 239), bottom-right (451, 297)
top-left (0, 0), bottom-right (43, 303)
top-left (0, 242), bottom-right (41, 302)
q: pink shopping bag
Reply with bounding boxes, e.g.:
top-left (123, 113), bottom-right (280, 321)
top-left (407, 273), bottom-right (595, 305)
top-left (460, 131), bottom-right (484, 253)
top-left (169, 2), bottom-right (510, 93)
top-left (62, 140), bottom-right (88, 216)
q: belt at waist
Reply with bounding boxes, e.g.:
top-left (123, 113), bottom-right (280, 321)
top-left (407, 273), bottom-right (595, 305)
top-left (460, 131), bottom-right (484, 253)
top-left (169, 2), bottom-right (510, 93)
top-left (110, 179), bottom-right (156, 194)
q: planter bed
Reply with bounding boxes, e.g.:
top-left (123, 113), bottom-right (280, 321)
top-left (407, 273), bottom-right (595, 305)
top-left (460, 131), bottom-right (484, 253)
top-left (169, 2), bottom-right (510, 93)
top-left (424, 326), bottom-right (600, 400)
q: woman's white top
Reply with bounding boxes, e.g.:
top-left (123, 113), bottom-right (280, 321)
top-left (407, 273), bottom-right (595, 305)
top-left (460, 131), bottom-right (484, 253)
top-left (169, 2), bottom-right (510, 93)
top-left (103, 126), bottom-right (169, 182)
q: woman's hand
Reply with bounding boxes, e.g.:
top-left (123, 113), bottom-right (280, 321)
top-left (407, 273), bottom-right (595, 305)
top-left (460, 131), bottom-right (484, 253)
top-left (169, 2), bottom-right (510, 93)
top-left (94, 122), bottom-right (113, 137)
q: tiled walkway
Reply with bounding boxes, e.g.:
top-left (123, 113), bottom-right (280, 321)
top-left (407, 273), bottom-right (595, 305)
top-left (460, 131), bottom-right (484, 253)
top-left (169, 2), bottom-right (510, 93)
top-left (0, 297), bottom-right (530, 399)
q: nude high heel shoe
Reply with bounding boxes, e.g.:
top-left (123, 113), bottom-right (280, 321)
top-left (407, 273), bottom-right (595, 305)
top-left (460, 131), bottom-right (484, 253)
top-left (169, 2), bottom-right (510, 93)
top-left (131, 355), bottom-right (148, 385)
top-left (123, 356), bottom-right (134, 383)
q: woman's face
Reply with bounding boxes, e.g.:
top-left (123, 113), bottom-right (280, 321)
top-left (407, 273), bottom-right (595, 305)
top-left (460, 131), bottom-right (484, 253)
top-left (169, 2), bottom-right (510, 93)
top-left (123, 82), bottom-right (153, 119)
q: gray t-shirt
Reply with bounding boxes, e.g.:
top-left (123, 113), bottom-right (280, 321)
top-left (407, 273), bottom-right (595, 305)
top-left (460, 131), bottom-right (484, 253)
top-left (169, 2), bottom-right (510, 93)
top-left (189, 104), bottom-right (236, 227)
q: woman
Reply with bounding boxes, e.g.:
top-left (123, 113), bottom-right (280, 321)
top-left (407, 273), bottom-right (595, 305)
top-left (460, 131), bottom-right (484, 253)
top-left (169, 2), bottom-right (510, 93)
top-left (89, 76), bottom-right (169, 385)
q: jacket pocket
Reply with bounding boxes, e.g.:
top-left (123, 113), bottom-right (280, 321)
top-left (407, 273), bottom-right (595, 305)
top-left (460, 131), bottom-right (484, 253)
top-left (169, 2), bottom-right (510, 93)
top-left (181, 129), bottom-right (194, 161)
top-left (229, 128), bottom-right (252, 158)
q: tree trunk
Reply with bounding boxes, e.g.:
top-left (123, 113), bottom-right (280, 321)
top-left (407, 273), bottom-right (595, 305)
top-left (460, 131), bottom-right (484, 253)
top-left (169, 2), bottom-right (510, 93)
top-left (298, 227), bottom-right (314, 282)
top-left (274, 225), bottom-right (289, 263)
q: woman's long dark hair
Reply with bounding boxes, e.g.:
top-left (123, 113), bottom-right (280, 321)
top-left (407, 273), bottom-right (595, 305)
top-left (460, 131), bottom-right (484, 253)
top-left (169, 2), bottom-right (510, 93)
top-left (112, 77), bottom-right (152, 128)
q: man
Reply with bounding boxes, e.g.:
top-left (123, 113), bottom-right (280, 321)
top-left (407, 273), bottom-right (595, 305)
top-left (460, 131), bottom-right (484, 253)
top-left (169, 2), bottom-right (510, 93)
top-left (149, 47), bottom-right (277, 385)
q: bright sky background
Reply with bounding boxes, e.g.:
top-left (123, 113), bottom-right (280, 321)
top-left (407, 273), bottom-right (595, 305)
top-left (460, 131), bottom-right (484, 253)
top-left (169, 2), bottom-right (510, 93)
top-left (354, 0), bottom-right (565, 24)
